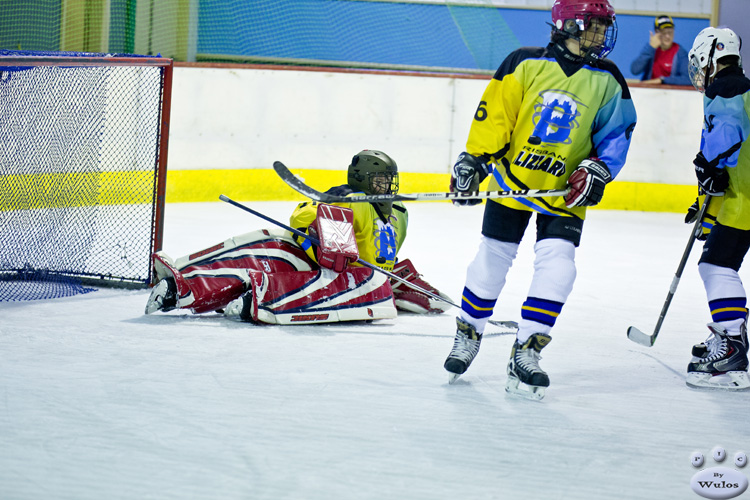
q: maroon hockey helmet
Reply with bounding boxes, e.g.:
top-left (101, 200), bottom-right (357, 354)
top-left (551, 0), bottom-right (617, 60)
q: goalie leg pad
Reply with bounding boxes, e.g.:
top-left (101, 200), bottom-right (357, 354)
top-left (390, 258), bottom-right (452, 314)
top-left (165, 229), bottom-right (316, 314)
top-left (151, 252), bottom-right (195, 310)
top-left (224, 270), bottom-right (267, 323)
top-left (255, 267), bottom-right (395, 324)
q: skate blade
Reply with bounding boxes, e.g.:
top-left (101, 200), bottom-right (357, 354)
top-left (686, 371), bottom-right (750, 391)
top-left (447, 372), bottom-right (461, 384)
top-left (505, 376), bottom-right (546, 401)
top-left (144, 280), bottom-right (169, 315)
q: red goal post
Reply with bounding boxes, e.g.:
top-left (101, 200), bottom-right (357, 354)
top-left (0, 52), bottom-right (173, 301)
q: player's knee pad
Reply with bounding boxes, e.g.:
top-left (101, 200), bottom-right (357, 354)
top-left (698, 262), bottom-right (745, 300)
top-left (465, 236), bottom-right (519, 298)
top-left (528, 238), bottom-right (576, 302)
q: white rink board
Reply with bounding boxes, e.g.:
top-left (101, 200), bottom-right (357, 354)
top-left (168, 66), bottom-right (703, 185)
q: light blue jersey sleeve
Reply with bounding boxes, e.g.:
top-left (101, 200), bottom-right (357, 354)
top-left (700, 94), bottom-right (750, 169)
top-left (591, 90), bottom-right (638, 178)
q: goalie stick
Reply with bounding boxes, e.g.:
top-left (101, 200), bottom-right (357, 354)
top-left (273, 161), bottom-right (569, 203)
top-left (627, 195), bottom-right (711, 347)
top-left (219, 194), bottom-right (517, 332)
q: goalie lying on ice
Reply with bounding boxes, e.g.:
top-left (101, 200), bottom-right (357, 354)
top-left (145, 149), bottom-right (452, 325)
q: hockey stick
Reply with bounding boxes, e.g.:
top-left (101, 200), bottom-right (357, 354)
top-left (626, 195), bottom-right (711, 347)
top-left (219, 194), bottom-right (517, 331)
top-left (273, 161), bottom-right (569, 203)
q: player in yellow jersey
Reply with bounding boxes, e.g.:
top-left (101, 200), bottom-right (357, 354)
top-left (443, 0), bottom-right (637, 399)
top-left (145, 150), bottom-right (450, 324)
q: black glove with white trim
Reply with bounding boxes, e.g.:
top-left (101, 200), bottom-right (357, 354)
top-left (694, 151), bottom-right (728, 195)
top-left (565, 158), bottom-right (612, 208)
top-left (450, 152), bottom-right (491, 206)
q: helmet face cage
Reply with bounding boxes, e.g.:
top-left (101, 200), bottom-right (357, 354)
top-left (347, 150), bottom-right (399, 196)
top-left (688, 27), bottom-right (742, 92)
top-left (551, 0), bottom-right (617, 61)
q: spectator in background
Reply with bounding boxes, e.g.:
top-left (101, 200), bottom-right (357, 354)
top-left (630, 15), bottom-right (691, 85)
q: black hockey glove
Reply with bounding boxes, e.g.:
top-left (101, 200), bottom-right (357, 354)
top-left (685, 196), bottom-right (715, 241)
top-left (564, 158), bottom-right (612, 208)
top-left (450, 152), bottom-right (491, 206)
top-left (685, 198), bottom-right (701, 224)
top-left (694, 151), bottom-right (728, 195)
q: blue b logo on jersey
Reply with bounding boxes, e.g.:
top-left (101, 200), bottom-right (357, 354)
top-left (376, 222), bottom-right (397, 262)
top-left (530, 90), bottom-right (584, 145)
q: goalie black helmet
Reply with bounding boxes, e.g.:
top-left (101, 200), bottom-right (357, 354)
top-left (348, 150), bottom-right (399, 216)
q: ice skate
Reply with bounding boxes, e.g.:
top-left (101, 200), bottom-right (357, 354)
top-left (686, 322), bottom-right (750, 391)
top-left (444, 317), bottom-right (482, 383)
top-left (505, 333), bottom-right (552, 400)
top-left (144, 278), bottom-right (177, 314)
top-left (224, 289), bottom-right (254, 322)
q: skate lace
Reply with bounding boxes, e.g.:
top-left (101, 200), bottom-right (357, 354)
top-left (450, 332), bottom-right (481, 363)
top-left (703, 332), bottom-right (728, 362)
top-left (516, 348), bottom-right (543, 373)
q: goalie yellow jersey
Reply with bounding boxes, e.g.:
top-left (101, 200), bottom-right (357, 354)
top-left (468, 43), bottom-right (637, 219)
top-left (289, 192), bottom-right (408, 272)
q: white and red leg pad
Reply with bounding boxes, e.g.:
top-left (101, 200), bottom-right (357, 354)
top-left (152, 251), bottom-right (195, 310)
top-left (312, 204), bottom-right (359, 272)
top-left (156, 228), bottom-right (317, 314)
top-left (251, 266), bottom-right (396, 324)
top-left (390, 258), bottom-right (452, 314)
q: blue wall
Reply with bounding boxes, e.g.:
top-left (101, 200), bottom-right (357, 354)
top-left (198, 1), bottom-right (709, 80)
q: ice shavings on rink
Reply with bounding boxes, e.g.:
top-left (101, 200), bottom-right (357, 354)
top-left (1, 202), bottom-right (749, 500)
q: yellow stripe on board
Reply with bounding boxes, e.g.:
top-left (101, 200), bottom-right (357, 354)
top-left (164, 169), bottom-right (451, 203)
top-left (166, 168), bottom-right (698, 213)
top-left (1, 171), bottom-right (156, 210)
top-left (1, 168), bottom-right (699, 213)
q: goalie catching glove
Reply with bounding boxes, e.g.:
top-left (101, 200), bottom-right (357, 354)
top-left (390, 259), bottom-right (451, 314)
top-left (450, 152), bottom-right (492, 206)
top-left (565, 158), bottom-right (612, 208)
top-left (308, 204), bottom-right (359, 273)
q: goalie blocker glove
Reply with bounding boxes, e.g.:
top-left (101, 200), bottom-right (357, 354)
top-left (693, 151), bottom-right (729, 195)
top-left (450, 152), bottom-right (492, 206)
top-left (309, 204), bottom-right (359, 273)
top-left (565, 158), bottom-right (612, 208)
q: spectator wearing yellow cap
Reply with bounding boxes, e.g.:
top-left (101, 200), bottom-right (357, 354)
top-left (630, 15), bottom-right (691, 85)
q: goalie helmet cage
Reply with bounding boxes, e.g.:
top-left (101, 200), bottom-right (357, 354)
top-left (0, 50), bottom-right (173, 302)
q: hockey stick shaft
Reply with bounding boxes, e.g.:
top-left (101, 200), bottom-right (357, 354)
top-left (627, 195), bottom-right (711, 347)
top-left (273, 161), bottom-right (569, 203)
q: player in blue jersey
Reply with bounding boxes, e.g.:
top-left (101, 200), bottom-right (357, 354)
top-left (443, 0), bottom-right (637, 399)
top-left (683, 27), bottom-right (750, 390)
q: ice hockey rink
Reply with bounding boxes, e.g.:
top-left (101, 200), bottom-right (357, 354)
top-left (2, 200), bottom-right (749, 500)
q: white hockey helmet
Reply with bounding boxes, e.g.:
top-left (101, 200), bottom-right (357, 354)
top-left (688, 27), bottom-right (742, 92)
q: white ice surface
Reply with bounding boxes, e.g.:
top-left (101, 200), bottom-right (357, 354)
top-left (2, 201), bottom-right (749, 500)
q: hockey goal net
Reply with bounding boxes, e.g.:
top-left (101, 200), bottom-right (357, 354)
top-left (0, 50), bottom-right (172, 301)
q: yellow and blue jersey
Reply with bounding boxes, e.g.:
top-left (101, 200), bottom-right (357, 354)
top-left (289, 188), bottom-right (408, 272)
top-left (466, 43), bottom-right (637, 218)
top-left (699, 66), bottom-right (750, 230)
